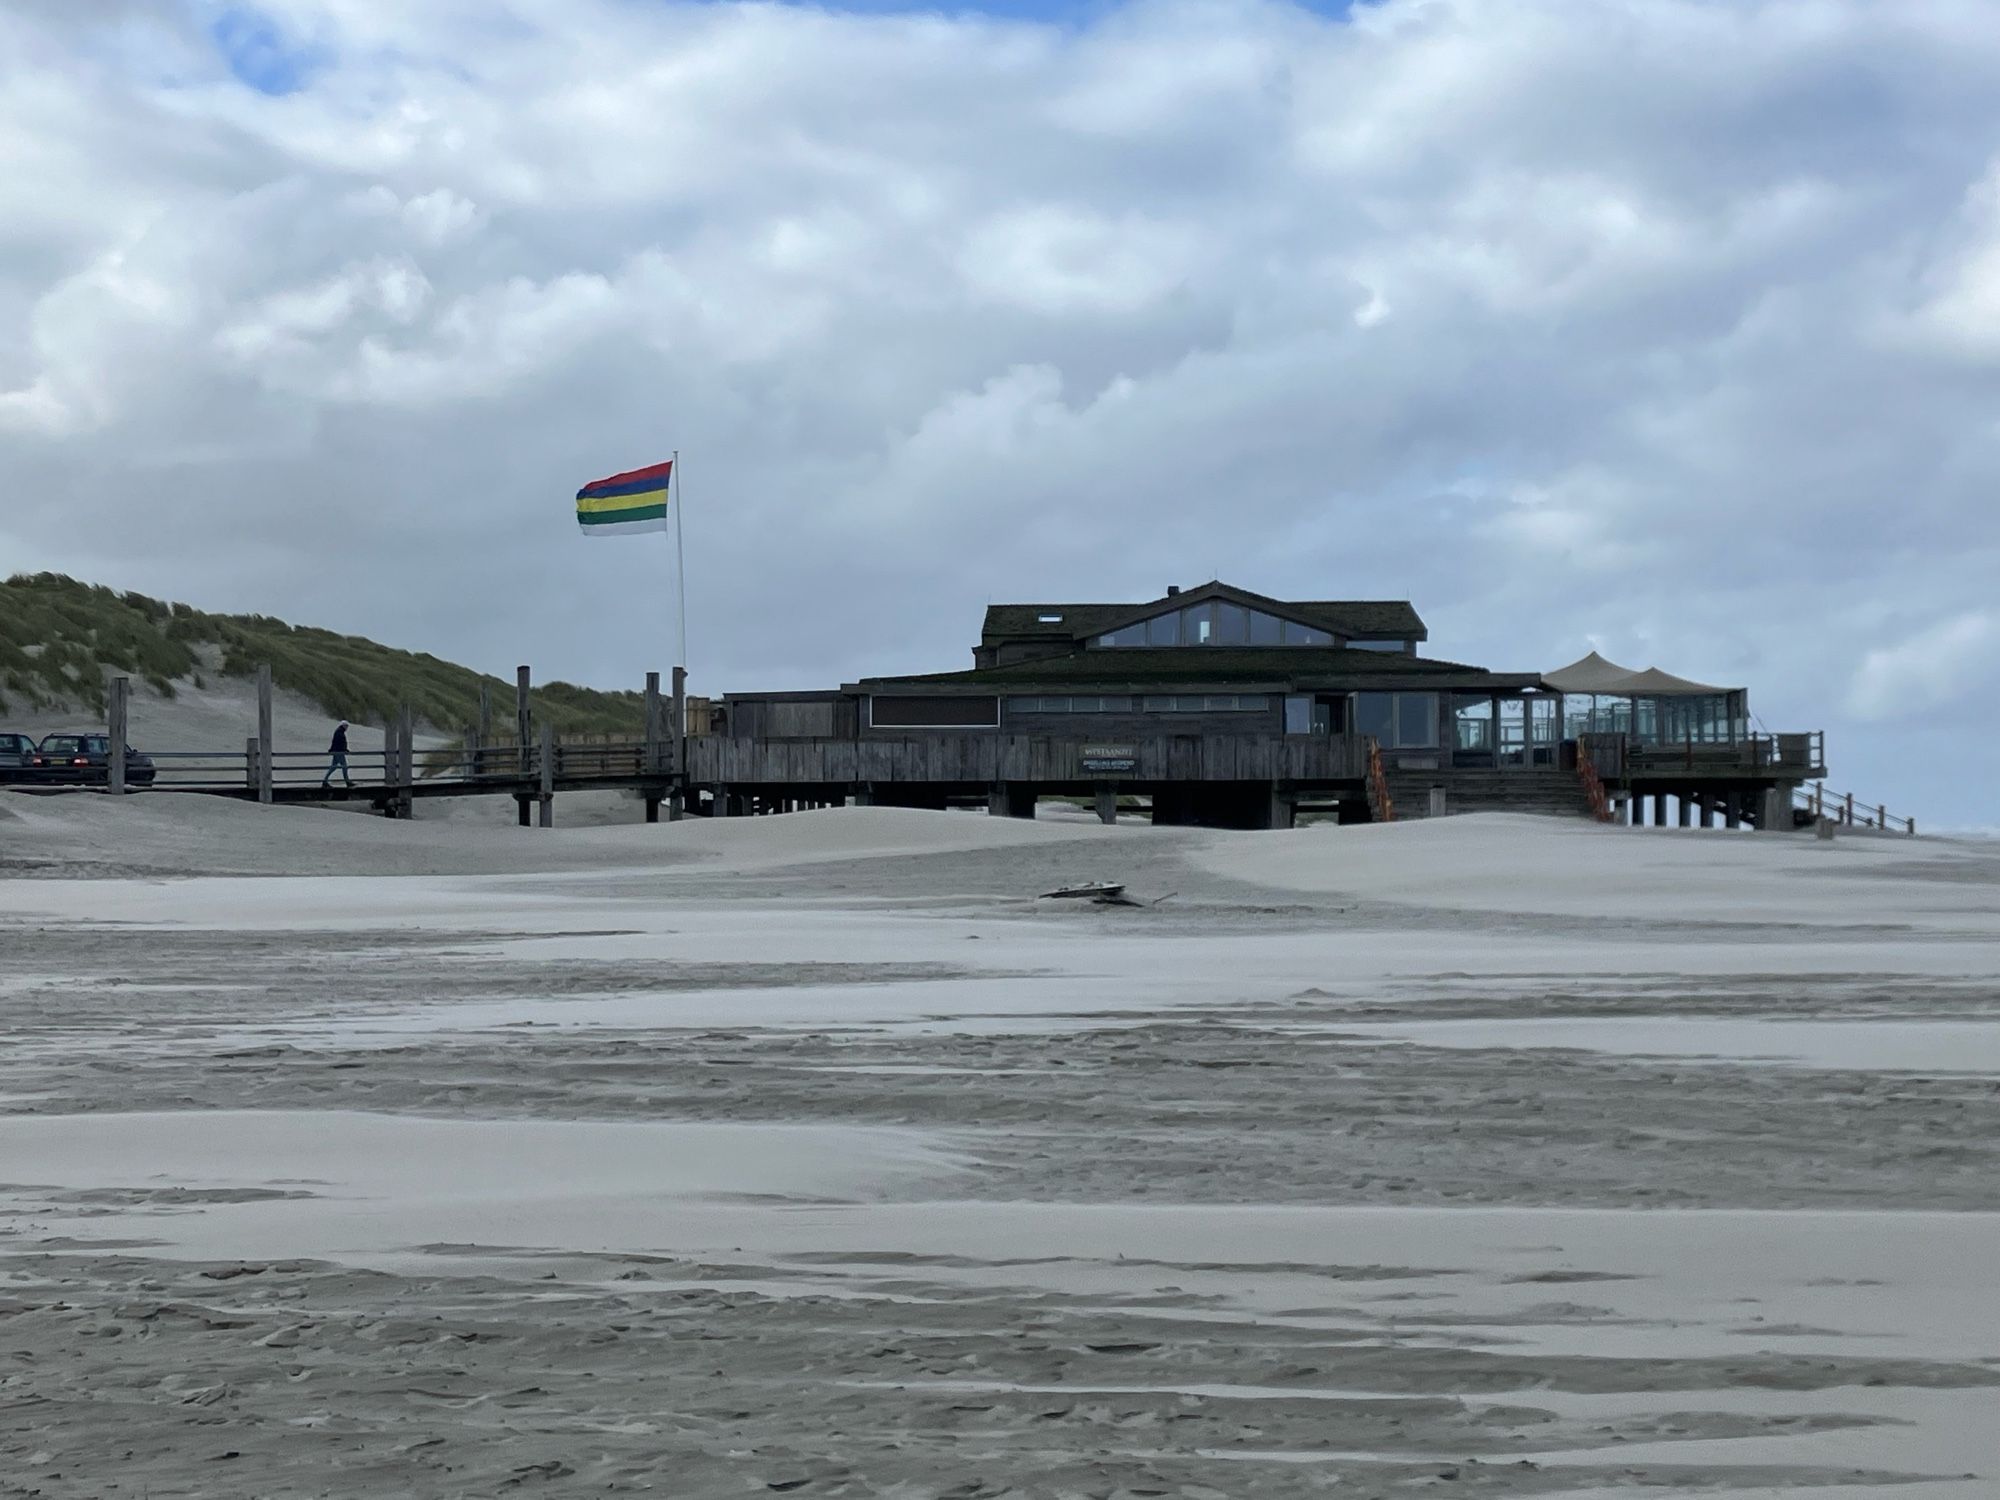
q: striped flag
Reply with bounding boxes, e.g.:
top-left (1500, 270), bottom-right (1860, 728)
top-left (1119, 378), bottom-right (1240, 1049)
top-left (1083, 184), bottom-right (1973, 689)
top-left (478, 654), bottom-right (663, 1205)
top-left (576, 460), bottom-right (673, 537)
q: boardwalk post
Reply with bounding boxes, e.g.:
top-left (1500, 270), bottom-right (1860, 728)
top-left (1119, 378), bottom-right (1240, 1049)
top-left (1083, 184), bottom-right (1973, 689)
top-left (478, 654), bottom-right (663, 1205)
top-left (255, 664), bottom-right (274, 805)
top-left (479, 681), bottom-right (493, 755)
top-left (245, 736), bottom-right (260, 794)
top-left (516, 666), bottom-right (532, 777)
top-left (539, 721), bottom-right (555, 828)
top-left (670, 665), bottom-right (687, 822)
top-left (397, 706), bottom-right (416, 820)
top-left (643, 671), bottom-right (663, 824)
top-left (108, 676), bottom-right (128, 796)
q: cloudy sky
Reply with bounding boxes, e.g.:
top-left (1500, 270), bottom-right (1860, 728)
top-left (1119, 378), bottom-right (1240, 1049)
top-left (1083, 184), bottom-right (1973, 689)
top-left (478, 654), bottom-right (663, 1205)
top-left (4, 0), bottom-right (1998, 822)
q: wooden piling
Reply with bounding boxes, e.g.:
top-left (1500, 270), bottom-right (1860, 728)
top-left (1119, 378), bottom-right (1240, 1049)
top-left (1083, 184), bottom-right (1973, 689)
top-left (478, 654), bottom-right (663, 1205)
top-left (516, 665), bottom-right (532, 777)
top-left (670, 665), bottom-right (687, 822)
top-left (644, 671), bottom-right (663, 775)
top-left (398, 707), bottom-right (416, 819)
top-left (255, 664), bottom-right (274, 804)
top-left (108, 676), bottom-right (128, 795)
top-left (539, 722), bottom-right (554, 828)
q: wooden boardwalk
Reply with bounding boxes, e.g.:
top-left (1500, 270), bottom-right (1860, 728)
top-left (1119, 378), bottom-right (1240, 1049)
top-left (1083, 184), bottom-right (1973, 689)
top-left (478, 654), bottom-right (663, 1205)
top-left (60, 665), bottom-right (685, 825)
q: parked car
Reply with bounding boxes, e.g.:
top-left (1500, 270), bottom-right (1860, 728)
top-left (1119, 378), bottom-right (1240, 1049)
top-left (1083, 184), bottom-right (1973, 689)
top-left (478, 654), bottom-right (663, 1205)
top-left (0, 732), bottom-right (35, 784)
top-left (31, 733), bottom-right (156, 787)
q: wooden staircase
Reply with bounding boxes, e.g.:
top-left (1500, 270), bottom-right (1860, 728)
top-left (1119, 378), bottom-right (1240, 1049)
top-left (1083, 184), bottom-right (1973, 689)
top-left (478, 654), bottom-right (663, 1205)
top-left (1381, 765), bottom-right (1596, 821)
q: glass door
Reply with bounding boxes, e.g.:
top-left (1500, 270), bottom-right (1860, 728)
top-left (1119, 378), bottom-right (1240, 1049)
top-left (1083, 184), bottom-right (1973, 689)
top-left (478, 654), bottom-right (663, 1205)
top-left (1528, 696), bottom-right (1559, 765)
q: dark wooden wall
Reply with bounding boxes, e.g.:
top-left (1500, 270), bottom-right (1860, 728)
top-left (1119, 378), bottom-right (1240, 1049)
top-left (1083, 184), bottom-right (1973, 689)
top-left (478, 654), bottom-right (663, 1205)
top-left (684, 733), bottom-right (1363, 787)
top-left (999, 702), bottom-right (1287, 739)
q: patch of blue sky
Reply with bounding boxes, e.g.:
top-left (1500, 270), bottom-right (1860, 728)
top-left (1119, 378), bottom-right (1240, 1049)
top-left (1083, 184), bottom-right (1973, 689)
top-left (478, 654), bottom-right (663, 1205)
top-left (205, 4), bottom-right (327, 96)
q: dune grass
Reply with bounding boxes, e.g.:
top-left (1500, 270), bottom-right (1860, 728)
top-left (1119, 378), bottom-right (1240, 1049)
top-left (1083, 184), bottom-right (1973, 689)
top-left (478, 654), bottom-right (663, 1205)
top-left (0, 573), bottom-right (645, 736)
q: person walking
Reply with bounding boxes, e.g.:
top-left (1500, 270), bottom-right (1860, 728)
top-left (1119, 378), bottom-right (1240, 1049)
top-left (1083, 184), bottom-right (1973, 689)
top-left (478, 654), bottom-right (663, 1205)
top-left (322, 720), bottom-right (352, 788)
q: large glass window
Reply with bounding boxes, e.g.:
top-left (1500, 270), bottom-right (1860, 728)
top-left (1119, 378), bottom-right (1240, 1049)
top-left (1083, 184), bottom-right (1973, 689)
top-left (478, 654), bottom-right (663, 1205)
top-left (1396, 693), bottom-right (1439, 748)
top-left (1097, 604), bottom-right (1340, 649)
top-left (1010, 696), bottom-right (1133, 713)
top-left (1355, 693), bottom-right (1438, 748)
top-left (1350, 640), bottom-right (1409, 653)
top-left (1354, 693), bottom-right (1394, 742)
top-left (1454, 695), bottom-right (1494, 752)
top-left (1284, 695), bottom-right (1312, 734)
top-left (1140, 695), bottom-right (1269, 712)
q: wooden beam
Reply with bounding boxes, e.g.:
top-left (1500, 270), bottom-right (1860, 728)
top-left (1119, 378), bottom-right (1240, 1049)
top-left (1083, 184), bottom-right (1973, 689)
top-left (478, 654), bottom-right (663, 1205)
top-left (516, 665), bottom-right (532, 777)
top-left (539, 721), bottom-right (554, 828)
top-left (399, 705), bottom-right (416, 820)
top-left (255, 664), bottom-right (274, 805)
top-left (108, 676), bottom-right (128, 796)
top-left (670, 665), bottom-right (687, 822)
top-left (644, 671), bottom-right (663, 777)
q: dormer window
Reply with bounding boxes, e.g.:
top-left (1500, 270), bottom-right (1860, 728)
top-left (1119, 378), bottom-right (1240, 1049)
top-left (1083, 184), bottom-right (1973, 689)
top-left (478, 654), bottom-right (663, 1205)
top-left (1097, 601), bottom-right (1336, 648)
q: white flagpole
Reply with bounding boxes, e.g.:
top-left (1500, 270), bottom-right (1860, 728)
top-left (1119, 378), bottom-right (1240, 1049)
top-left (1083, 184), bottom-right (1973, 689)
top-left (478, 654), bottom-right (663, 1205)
top-left (672, 449), bottom-right (687, 672)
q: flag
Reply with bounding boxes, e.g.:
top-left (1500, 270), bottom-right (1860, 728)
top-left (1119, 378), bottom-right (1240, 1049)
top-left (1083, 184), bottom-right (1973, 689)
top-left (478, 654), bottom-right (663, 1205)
top-left (576, 459), bottom-right (673, 536)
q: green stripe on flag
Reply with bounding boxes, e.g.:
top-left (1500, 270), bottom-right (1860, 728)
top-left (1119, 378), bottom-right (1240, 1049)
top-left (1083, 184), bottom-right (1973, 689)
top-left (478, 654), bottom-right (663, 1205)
top-left (579, 504), bottom-right (668, 526)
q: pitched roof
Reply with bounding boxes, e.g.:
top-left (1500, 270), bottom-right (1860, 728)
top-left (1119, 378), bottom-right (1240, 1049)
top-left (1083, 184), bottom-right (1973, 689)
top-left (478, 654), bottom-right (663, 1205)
top-left (854, 647), bottom-right (1534, 694)
top-left (980, 581), bottom-right (1426, 645)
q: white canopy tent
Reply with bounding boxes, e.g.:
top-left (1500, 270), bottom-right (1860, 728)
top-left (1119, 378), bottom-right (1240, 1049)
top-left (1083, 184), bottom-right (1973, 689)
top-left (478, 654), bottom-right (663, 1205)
top-left (1546, 653), bottom-right (1747, 745)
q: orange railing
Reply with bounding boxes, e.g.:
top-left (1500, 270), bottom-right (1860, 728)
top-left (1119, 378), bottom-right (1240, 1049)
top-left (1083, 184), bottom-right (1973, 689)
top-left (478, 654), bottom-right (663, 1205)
top-left (1365, 737), bottom-right (1395, 823)
top-left (1575, 738), bottom-right (1615, 823)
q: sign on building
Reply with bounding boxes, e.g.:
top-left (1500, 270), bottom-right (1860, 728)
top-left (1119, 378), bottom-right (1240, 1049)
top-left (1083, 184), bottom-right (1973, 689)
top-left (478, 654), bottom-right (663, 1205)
top-left (1081, 744), bottom-right (1138, 774)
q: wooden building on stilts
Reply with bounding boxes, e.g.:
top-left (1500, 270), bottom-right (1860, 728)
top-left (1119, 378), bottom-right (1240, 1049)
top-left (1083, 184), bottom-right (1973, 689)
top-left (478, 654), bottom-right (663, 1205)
top-left (683, 581), bottom-right (1828, 830)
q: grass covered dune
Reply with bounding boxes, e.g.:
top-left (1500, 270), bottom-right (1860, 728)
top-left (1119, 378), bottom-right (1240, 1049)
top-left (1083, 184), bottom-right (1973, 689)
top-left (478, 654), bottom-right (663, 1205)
top-left (0, 572), bottom-right (644, 736)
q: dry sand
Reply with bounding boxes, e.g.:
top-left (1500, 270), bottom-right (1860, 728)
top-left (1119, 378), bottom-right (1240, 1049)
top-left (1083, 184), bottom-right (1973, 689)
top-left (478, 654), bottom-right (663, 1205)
top-left (2, 796), bottom-right (1998, 1498)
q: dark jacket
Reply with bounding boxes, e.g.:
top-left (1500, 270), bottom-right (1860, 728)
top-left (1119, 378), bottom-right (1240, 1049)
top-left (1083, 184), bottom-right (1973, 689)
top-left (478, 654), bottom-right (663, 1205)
top-left (330, 725), bottom-right (350, 754)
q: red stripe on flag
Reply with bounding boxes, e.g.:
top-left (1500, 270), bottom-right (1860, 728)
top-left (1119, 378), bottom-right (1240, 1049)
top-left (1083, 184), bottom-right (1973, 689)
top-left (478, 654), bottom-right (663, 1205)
top-left (579, 459), bottom-right (673, 497)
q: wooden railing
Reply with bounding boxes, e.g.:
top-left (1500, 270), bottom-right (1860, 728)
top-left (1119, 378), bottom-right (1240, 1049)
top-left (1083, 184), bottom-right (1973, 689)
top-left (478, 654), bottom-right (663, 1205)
top-left (1798, 783), bottom-right (1916, 837)
top-left (1585, 730), bottom-right (1825, 779)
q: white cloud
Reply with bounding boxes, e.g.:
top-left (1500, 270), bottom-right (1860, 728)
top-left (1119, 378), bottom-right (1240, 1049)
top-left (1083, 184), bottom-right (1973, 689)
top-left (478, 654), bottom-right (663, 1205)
top-left (958, 206), bottom-right (1204, 315)
top-left (4, 0), bottom-right (2000, 822)
top-left (1848, 612), bottom-right (2000, 721)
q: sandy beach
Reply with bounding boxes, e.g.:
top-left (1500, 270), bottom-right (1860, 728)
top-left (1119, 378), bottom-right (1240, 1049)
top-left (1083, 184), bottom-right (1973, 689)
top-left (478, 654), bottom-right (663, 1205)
top-left (2, 797), bottom-right (1997, 1497)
